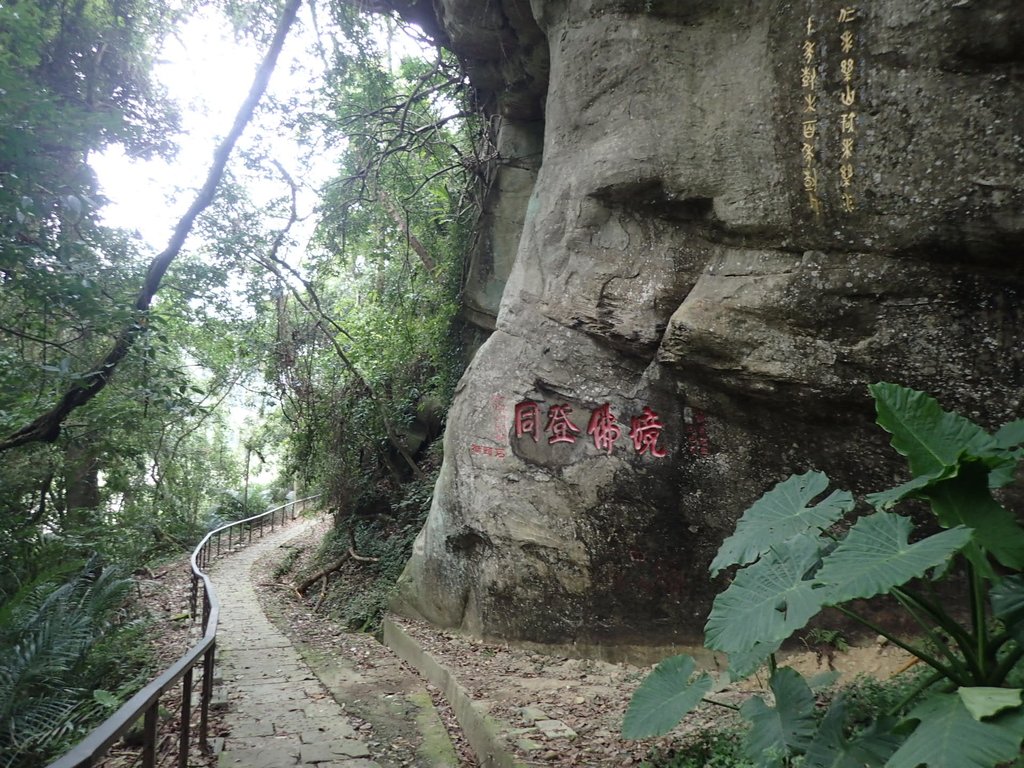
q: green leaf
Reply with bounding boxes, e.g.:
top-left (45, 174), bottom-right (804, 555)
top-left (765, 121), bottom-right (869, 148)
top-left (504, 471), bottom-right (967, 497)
top-left (957, 687), bottom-right (1023, 720)
top-left (994, 419), bottom-right (1024, 449)
top-left (815, 513), bottom-right (971, 604)
top-left (711, 471), bottom-right (853, 576)
top-left (706, 535), bottom-right (827, 655)
top-left (989, 449), bottom-right (1022, 489)
top-left (804, 698), bottom-right (901, 768)
top-left (92, 689), bottom-right (119, 708)
top-left (869, 382), bottom-right (994, 477)
top-left (923, 462), bottom-right (1024, 570)
top-left (741, 667), bottom-right (816, 767)
top-left (991, 574), bottom-right (1024, 644)
top-left (621, 655), bottom-right (712, 739)
top-left (866, 475), bottom-right (932, 511)
top-left (887, 693), bottom-right (1024, 768)
top-left (726, 641), bottom-right (782, 681)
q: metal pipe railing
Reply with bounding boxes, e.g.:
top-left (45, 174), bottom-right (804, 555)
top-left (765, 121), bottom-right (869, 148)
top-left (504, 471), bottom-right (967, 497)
top-left (46, 493), bottom-right (321, 768)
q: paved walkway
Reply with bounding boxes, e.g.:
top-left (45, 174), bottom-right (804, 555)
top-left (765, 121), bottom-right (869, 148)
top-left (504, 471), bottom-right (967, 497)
top-left (208, 519), bottom-right (381, 768)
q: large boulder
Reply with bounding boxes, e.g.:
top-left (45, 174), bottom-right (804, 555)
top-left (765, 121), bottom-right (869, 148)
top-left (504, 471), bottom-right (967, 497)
top-left (394, 0), bottom-right (1024, 653)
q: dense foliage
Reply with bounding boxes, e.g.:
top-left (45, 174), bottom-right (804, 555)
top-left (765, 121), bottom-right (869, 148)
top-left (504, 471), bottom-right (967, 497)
top-left (0, 559), bottom-right (141, 767)
top-left (0, 1), bottom-right (287, 762)
top-left (268, 17), bottom-right (475, 547)
top-left (1, 0), bottom-right (477, 762)
top-left (624, 383), bottom-right (1024, 768)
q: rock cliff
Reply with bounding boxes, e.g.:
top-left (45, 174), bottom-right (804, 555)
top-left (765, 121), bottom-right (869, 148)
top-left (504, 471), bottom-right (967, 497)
top-left (390, 0), bottom-right (1024, 653)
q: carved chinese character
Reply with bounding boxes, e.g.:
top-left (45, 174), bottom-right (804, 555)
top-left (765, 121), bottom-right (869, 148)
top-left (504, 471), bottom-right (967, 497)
top-left (806, 16), bottom-right (815, 35)
top-left (802, 40), bottom-right (816, 64)
top-left (545, 404), bottom-right (580, 444)
top-left (629, 407), bottom-right (668, 457)
top-left (807, 192), bottom-right (823, 215)
top-left (803, 92), bottom-right (818, 113)
top-left (840, 84), bottom-right (856, 107)
top-left (801, 142), bottom-right (815, 163)
top-left (513, 400), bottom-right (540, 442)
top-left (840, 29), bottom-right (855, 54)
top-left (840, 163), bottom-right (855, 188)
top-left (840, 58), bottom-right (856, 82)
top-left (841, 136), bottom-right (855, 160)
top-left (684, 409), bottom-right (711, 457)
top-left (840, 111), bottom-right (857, 134)
top-left (803, 166), bottom-right (819, 193)
top-left (840, 191), bottom-right (856, 212)
top-left (800, 66), bottom-right (817, 90)
top-left (586, 403), bottom-right (621, 454)
top-left (801, 119), bottom-right (818, 140)
top-left (838, 7), bottom-right (857, 23)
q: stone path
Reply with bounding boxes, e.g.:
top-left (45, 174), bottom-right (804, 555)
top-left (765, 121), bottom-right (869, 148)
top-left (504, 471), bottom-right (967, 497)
top-left (208, 520), bottom-right (382, 768)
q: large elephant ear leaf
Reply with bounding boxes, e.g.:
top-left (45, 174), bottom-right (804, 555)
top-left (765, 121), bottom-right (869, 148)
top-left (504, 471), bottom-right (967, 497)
top-left (741, 667), bottom-right (816, 767)
top-left (815, 512), bottom-right (971, 604)
top-left (706, 535), bottom-right (827, 655)
top-left (804, 698), bottom-right (901, 768)
top-left (869, 382), bottom-right (994, 477)
top-left (922, 462), bottom-right (1024, 571)
top-left (991, 419), bottom-right (1024, 487)
top-left (621, 654), bottom-right (712, 739)
top-left (711, 471), bottom-right (852, 577)
top-left (887, 693), bottom-right (1024, 768)
top-left (724, 641), bottom-right (782, 682)
top-left (994, 418), bottom-right (1024, 450)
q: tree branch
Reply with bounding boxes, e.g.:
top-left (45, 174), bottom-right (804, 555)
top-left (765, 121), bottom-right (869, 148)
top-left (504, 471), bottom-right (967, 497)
top-left (250, 164), bottom-right (424, 479)
top-left (378, 189), bottom-right (435, 273)
top-left (0, 0), bottom-right (303, 454)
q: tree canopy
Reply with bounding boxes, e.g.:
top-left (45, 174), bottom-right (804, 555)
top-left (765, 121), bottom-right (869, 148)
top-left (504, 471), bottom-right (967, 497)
top-left (0, 1), bottom-right (479, 763)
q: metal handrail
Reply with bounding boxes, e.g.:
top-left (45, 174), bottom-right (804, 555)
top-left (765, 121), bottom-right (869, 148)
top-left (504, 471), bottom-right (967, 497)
top-left (47, 493), bottom-right (321, 768)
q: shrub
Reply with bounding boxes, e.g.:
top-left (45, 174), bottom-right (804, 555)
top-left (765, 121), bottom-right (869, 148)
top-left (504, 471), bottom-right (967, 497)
top-left (0, 558), bottom-right (136, 767)
top-left (623, 383), bottom-right (1024, 768)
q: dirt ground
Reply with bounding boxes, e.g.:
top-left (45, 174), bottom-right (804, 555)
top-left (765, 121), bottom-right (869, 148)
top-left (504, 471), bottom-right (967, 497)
top-left (105, 515), bottom-right (921, 767)
top-left (262, 518), bottom-right (920, 767)
top-left (250, 518), bottom-right (481, 767)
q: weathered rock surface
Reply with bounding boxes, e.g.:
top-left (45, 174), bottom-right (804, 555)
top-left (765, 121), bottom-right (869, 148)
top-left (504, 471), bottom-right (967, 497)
top-left (393, 0), bottom-right (1024, 652)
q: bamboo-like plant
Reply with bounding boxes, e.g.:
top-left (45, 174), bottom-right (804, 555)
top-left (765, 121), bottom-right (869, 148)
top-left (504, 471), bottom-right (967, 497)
top-left (623, 383), bottom-right (1024, 768)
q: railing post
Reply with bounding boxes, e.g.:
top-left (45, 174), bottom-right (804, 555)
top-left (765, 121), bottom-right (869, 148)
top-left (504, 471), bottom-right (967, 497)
top-left (228, 526), bottom-right (233, 550)
top-left (142, 699), bottom-right (160, 768)
top-left (200, 642), bottom-right (215, 751)
top-left (202, 589), bottom-right (211, 633)
top-left (217, 531), bottom-right (222, 556)
top-left (270, 508), bottom-right (275, 532)
top-left (248, 520), bottom-right (253, 544)
top-left (190, 574), bottom-right (198, 619)
top-left (179, 667), bottom-right (193, 768)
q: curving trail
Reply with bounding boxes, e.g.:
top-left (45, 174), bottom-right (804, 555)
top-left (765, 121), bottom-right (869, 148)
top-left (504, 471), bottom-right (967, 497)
top-left (207, 519), bottom-right (382, 768)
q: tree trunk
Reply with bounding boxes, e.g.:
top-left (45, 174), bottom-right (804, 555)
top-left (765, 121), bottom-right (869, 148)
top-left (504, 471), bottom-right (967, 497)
top-left (64, 441), bottom-right (100, 529)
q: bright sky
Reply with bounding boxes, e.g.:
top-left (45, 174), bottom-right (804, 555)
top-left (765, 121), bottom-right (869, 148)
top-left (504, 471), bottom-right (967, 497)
top-left (93, 10), bottom-right (259, 246)
top-left (90, 7), bottom-right (429, 469)
top-left (91, 5), bottom-right (349, 253)
top-left (92, 7), bottom-right (430, 259)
